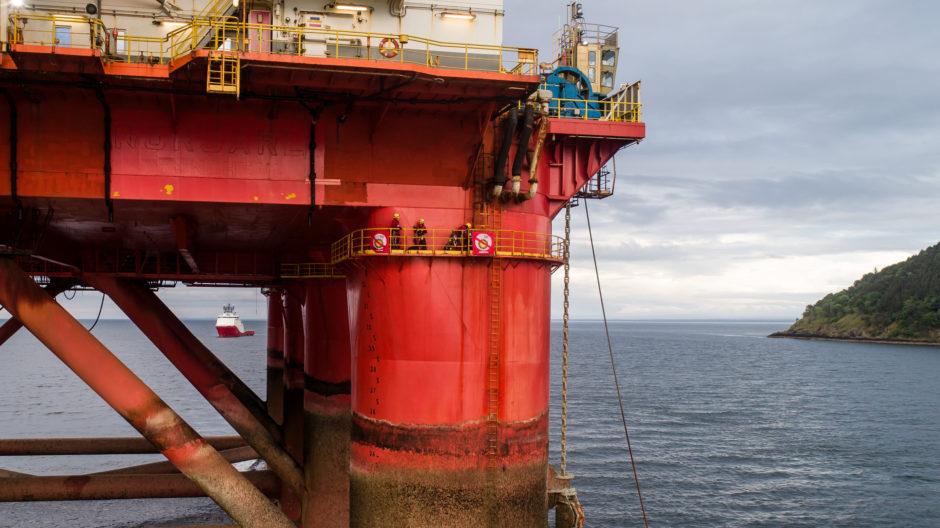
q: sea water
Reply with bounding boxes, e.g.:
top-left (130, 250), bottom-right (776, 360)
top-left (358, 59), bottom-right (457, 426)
top-left (0, 320), bottom-right (938, 527)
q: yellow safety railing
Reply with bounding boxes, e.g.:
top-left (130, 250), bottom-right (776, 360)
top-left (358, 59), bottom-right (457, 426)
top-left (526, 97), bottom-right (641, 123)
top-left (8, 14), bottom-right (104, 49)
top-left (331, 228), bottom-right (564, 264)
top-left (280, 262), bottom-right (345, 279)
top-left (170, 19), bottom-right (538, 74)
top-left (8, 14), bottom-right (538, 75)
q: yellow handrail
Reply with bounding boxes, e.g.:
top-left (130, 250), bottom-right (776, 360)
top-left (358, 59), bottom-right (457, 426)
top-left (331, 228), bottom-right (564, 264)
top-left (525, 97), bottom-right (642, 123)
top-left (6, 14), bottom-right (537, 75)
top-left (8, 13), bottom-right (105, 49)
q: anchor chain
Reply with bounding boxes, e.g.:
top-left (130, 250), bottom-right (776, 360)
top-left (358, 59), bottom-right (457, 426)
top-left (561, 200), bottom-right (571, 475)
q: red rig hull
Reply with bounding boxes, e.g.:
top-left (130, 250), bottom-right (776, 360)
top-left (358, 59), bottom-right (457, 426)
top-left (0, 44), bottom-right (644, 527)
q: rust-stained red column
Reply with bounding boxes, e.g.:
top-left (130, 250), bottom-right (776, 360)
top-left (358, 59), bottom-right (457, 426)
top-left (281, 285), bottom-right (306, 521)
top-left (0, 258), bottom-right (294, 528)
top-left (346, 213), bottom-right (551, 527)
top-left (282, 287), bottom-right (306, 460)
top-left (266, 288), bottom-right (286, 425)
top-left (84, 275), bottom-right (304, 499)
top-left (302, 277), bottom-right (352, 528)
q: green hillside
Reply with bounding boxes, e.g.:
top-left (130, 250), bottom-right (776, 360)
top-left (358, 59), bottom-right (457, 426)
top-left (771, 242), bottom-right (940, 343)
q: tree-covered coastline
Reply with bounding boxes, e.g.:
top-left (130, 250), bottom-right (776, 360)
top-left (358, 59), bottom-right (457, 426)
top-left (770, 242), bottom-right (940, 344)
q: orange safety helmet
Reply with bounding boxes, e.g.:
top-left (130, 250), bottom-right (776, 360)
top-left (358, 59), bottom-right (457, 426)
top-left (393, 213), bottom-right (400, 218)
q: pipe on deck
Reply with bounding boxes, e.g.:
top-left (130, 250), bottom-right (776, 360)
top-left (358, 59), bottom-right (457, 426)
top-left (83, 275), bottom-right (305, 499)
top-left (0, 258), bottom-right (293, 528)
top-left (0, 471), bottom-right (280, 501)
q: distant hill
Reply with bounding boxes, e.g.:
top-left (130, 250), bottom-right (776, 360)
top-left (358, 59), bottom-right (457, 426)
top-left (770, 242), bottom-right (940, 344)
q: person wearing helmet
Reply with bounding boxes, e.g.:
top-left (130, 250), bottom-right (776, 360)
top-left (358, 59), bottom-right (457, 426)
top-left (461, 222), bottom-right (472, 252)
top-left (445, 222), bottom-right (472, 252)
top-left (390, 212), bottom-right (403, 250)
top-left (409, 218), bottom-right (428, 251)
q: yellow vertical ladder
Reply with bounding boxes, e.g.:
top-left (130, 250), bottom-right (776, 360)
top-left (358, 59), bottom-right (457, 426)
top-left (486, 202), bottom-right (503, 469)
top-left (207, 51), bottom-right (240, 96)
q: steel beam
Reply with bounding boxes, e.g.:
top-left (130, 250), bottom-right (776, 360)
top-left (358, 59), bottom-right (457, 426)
top-left (0, 471), bottom-right (280, 501)
top-left (83, 274), bottom-right (305, 498)
top-left (0, 258), bottom-right (293, 527)
top-left (0, 279), bottom-right (73, 347)
top-left (0, 436), bottom-right (246, 456)
top-left (90, 446), bottom-right (259, 476)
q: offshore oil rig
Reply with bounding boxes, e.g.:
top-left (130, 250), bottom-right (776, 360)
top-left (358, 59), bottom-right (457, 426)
top-left (0, 0), bottom-right (643, 526)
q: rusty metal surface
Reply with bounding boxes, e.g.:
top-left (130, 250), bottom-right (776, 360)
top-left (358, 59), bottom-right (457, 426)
top-left (0, 436), bottom-right (246, 456)
top-left (0, 279), bottom-right (73, 347)
top-left (91, 446), bottom-right (259, 476)
top-left (0, 471), bottom-right (280, 501)
top-left (84, 274), bottom-right (305, 499)
top-left (0, 258), bottom-right (294, 527)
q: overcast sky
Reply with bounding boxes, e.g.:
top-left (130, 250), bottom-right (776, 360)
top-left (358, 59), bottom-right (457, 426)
top-left (5, 0), bottom-right (939, 322)
top-left (508, 0), bottom-right (940, 320)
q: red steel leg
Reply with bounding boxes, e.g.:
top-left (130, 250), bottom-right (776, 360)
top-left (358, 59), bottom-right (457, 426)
top-left (280, 285), bottom-right (307, 522)
top-left (84, 274), bottom-right (305, 499)
top-left (266, 288), bottom-right (286, 425)
top-left (282, 287), bottom-right (306, 462)
top-left (302, 277), bottom-right (352, 528)
top-left (0, 258), bottom-right (293, 528)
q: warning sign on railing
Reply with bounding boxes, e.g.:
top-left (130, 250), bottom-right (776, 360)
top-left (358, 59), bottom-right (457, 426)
top-left (371, 230), bottom-right (390, 254)
top-left (471, 231), bottom-right (495, 256)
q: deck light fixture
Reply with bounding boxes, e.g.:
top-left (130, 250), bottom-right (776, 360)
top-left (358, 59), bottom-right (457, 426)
top-left (333, 4), bottom-right (370, 11)
top-left (441, 11), bottom-right (475, 20)
top-left (11, 0), bottom-right (24, 7)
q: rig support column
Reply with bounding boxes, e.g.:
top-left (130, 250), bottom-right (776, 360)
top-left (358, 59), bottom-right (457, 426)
top-left (266, 288), bottom-right (286, 425)
top-left (84, 275), bottom-right (305, 498)
top-left (281, 285), bottom-right (307, 521)
top-left (347, 255), bottom-right (550, 527)
top-left (302, 277), bottom-right (352, 528)
top-left (283, 286), bottom-right (306, 461)
top-left (0, 258), bottom-right (294, 528)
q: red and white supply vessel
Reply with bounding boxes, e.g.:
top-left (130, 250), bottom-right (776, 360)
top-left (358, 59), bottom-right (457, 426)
top-left (215, 304), bottom-right (255, 337)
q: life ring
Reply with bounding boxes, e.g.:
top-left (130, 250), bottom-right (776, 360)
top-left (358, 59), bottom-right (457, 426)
top-left (379, 38), bottom-right (400, 58)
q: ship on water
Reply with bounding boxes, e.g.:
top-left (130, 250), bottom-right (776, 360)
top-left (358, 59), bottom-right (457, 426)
top-left (0, 0), bottom-right (643, 526)
top-left (216, 303), bottom-right (255, 337)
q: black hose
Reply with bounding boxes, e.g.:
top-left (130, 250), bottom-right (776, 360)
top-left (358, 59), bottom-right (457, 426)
top-left (95, 88), bottom-right (113, 223)
top-left (511, 104), bottom-right (534, 178)
top-left (492, 108), bottom-right (517, 189)
top-left (0, 88), bottom-right (21, 219)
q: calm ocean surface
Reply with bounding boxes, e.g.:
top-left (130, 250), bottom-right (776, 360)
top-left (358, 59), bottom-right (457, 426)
top-left (1, 320), bottom-right (938, 527)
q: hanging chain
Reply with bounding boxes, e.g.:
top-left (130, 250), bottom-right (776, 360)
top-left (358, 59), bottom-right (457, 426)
top-left (560, 200), bottom-right (571, 476)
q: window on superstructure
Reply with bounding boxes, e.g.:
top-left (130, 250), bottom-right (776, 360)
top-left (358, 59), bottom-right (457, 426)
top-left (54, 26), bottom-right (70, 47)
top-left (602, 50), bottom-right (615, 66)
top-left (115, 29), bottom-right (126, 54)
top-left (588, 50), bottom-right (596, 66)
top-left (588, 67), bottom-right (595, 82)
top-left (601, 70), bottom-right (613, 88)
